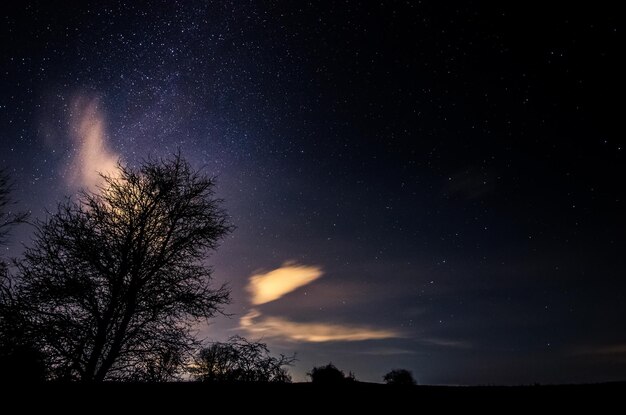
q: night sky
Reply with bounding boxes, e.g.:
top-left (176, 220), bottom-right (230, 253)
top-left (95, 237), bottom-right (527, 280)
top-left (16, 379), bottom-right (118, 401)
top-left (1, 2), bottom-right (624, 384)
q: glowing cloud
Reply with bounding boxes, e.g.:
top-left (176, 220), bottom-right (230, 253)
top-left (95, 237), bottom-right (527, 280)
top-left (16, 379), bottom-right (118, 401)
top-left (66, 97), bottom-right (121, 191)
top-left (246, 262), bottom-right (323, 305)
top-left (241, 261), bottom-right (401, 342)
top-left (240, 309), bottom-right (401, 342)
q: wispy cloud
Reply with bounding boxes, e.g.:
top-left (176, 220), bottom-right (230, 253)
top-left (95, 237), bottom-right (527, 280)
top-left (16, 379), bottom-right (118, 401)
top-left (65, 97), bottom-right (121, 191)
top-left (573, 344), bottom-right (626, 356)
top-left (246, 262), bottom-right (323, 305)
top-left (358, 348), bottom-right (418, 356)
top-left (241, 309), bottom-right (401, 342)
top-left (240, 262), bottom-right (402, 342)
top-left (422, 338), bottom-right (471, 349)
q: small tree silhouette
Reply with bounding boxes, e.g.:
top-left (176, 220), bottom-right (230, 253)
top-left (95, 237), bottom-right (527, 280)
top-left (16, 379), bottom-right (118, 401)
top-left (383, 369), bottom-right (417, 385)
top-left (308, 363), bottom-right (356, 384)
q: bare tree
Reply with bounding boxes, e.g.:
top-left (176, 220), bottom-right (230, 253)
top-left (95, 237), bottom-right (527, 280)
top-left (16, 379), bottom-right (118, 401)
top-left (15, 155), bottom-right (231, 381)
top-left (191, 335), bottom-right (294, 383)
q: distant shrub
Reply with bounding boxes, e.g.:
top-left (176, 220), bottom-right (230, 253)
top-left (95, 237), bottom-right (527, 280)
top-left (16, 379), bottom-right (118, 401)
top-left (383, 369), bottom-right (417, 385)
top-left (308, 363), bottom-right (357, 384)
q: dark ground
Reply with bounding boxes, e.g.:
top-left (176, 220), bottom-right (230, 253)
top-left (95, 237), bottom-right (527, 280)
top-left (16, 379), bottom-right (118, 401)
top-left (9, 382), bottom-right (624, 411)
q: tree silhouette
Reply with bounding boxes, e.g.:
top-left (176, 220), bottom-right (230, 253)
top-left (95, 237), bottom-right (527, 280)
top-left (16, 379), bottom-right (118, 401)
top-left (15, 155), bottom-right (231, 381)
top-left (308, 363), bottom-right (356, 384)
top-left (383, 368), bottom-right (416, 385)
top-left (0, 169), bottom-right (44, 381)
top-left (191, 335), bottom-right (294, 383)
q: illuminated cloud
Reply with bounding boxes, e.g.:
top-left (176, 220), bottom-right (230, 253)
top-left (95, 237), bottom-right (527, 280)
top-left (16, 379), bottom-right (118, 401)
top-left (246, 262), bottom-right (323, 305)
top-left (241, 261), bottom-right (401, 342)
top-left (574, 344), bottom-right (626, 356)
top-left (240, 309), bottom-right (401, 342)
top-left (66, 97), bottom-right (121, 191)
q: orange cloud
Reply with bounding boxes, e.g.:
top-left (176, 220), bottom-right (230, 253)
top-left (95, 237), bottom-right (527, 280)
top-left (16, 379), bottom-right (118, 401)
top-left (241, 261), bottom-right (401, 342)
top-left (240, 309), bottom-right (401, 342)
top-left (66, 97), bottom-right (121, 191)
top-left (246, 262), bottom-right (323, 305)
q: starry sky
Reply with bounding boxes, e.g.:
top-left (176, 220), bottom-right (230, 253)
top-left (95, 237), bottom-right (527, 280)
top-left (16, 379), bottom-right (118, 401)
top-left (1, 2), bottom-right (624, 385)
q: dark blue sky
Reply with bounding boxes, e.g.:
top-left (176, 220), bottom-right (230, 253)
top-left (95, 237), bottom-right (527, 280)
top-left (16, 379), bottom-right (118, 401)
top-left (1, 2), bottom-right (624, 384)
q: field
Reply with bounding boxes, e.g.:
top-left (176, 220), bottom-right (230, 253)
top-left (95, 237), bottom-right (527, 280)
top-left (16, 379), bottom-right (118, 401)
top-left (14, 382), bottom-right (624, 411)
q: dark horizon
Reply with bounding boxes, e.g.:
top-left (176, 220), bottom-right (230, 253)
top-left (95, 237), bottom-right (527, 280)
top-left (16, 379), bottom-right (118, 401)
top-left (1, 2), bottom-right (624, 385)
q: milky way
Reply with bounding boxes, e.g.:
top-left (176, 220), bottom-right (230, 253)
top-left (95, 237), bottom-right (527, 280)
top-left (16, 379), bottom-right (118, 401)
top-left (1, 2), bottom-right (624, 384)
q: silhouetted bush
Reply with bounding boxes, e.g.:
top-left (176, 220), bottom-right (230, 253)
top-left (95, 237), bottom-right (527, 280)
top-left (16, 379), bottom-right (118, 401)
top-left (1, 279), bottom-right (47, 382)
top-left (191, 336), bottom-right (294, 383)
top-left (383, 369), bottom-right (417, 385)
top-left (0, 337), bottom-right (46, 382)
top-left (308, 363), bottom-right (356, 384)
